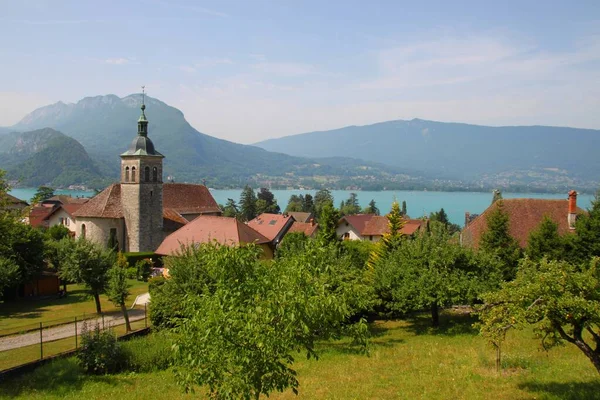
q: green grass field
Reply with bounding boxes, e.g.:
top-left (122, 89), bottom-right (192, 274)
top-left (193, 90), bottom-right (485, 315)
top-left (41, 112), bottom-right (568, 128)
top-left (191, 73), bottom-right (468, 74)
top-left (0, 280), bottom-right (149, 335)
top-left (1, 312), bottom-right (598, 400)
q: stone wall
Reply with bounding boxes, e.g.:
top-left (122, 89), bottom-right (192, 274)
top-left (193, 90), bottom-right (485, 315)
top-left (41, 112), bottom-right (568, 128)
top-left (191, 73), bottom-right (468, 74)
top-left (75, 217), bottom-right (127, 251)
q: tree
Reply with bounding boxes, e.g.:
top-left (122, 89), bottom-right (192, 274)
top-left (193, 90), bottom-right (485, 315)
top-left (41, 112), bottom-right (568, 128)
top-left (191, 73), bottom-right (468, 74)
top-left (375, 229), bottom-right (501, 326)
top-left (170, 243), bottom-right (368, 398)
top-left (480, 201), bottom-right (522, 280)
top-left (222, 198), bottom-right (239, 218)
top-left (367, 200), bottom-right (405, 269)
top-left (59, 239), bottom-right (114, 314)
top-left (30, 186), bottom-right (55, 205)
top-left (525, 216), bottom-right (564, 261)
top-left (314, 189), bottom-right (334, 220)
top-left (317, 203), bottom-right (340, 245)
top-left (106, 263), bottom-right (132, 332)
top-left (285, 195), bottom-right (304, 213)
top-left (429, 208), bottom-right (461, 235)
top-left (401, 200), bottom-right (407, 216)
top-left (478, 258), bottom-right (600, 374)
top-left (302, 194), bottom-right (315, 214)
top-left (362, 199), bottom-right (380, 215)
top-left (340, 193), bottom-right (361, 216)
top-left (0, 169), bottom-right (10, 209)
top-left (568, 191), bottom-right (600, 263)
top-left (256, 188), bottom-right (280, 214)
top-left (239, 185), bottom-right (258, 221)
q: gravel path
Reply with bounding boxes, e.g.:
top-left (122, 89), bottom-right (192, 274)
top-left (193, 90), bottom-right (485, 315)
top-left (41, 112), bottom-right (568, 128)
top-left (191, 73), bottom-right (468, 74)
top-left (0, 308), bottom-right (147, 352)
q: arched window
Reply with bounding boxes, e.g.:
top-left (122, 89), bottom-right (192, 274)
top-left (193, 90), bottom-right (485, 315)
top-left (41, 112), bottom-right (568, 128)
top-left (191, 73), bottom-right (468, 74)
top-left (131, 167), bottom-right (136, 182)
top-left (153, 167), bottom-right (158, 182)
top-left (81, 224), bottom-right (86, 239)
top-left (144, 166), bottom-right (150, 182)
top-left (125, 166), bottom-right (130, 182)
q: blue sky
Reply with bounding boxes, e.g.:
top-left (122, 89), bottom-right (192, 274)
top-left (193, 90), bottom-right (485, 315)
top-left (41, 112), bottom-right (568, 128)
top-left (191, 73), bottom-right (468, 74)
top-left (1, 0), bottom-right (599, 143)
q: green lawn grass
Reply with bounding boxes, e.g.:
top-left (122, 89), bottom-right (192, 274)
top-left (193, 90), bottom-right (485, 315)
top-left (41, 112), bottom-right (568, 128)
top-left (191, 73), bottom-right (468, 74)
top-left (1, 312), bottom-right (598, 400)
top-left (0, 280), bottom-right (149, 335)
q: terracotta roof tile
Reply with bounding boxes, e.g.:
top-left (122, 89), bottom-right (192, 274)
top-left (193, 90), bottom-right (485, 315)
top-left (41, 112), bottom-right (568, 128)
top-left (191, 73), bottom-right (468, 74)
top-left (361, 216), bottom-right (424, 236)
top-left (287, 212), bottom-right (313, 223)
top-left (338, 214), bottom-right (376, 233)
top-left (247, 213), bottom-right (295, 241)
top-left (156, 216), bottom-right (270, 256)
top-left (72, 184), bottom-right (123, 219)
top-left (163, 183), bottom-right (221, 214)
top-left (29, 206), bottom-right (55, 227)
top-left (461, 198), bottom-right (585, 249)
top-left (163, 208), bottom-right (188, 232)
top-left (288, 221), bottom-right (319, 237)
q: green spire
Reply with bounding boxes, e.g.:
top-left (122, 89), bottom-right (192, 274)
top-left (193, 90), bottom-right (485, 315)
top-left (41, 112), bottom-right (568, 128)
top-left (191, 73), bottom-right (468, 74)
top-left (137, 86), bottom-right (148, 136)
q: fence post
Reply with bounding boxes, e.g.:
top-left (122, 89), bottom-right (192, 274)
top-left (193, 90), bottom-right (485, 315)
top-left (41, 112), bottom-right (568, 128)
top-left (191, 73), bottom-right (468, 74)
top-left (39, 322), bottom-right (43, 360)
top-left (144, 303), bottom-right (147, 328)
top-left (75, 317), bottom-right (78, 349)
top-left (102, 313), bottom-right (105, 330)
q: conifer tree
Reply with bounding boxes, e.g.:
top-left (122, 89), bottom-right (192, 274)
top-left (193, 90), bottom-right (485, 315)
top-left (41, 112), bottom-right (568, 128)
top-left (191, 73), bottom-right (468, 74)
top-left (285, 195), bottom-right (304, 212)
top-left (314, 189), bottom-right (334, 220)
top-left (222, 198), bottom-right (239, 218)
top-left (480, 201), bottom-right (521, 280)
top-left (302, 194), bottom-right (315, 214)
top-left (256, 188), bottom-right (280, 214)
top-left (363, 199), bottom-right (380, 215)
top-left (239, 185), bottom-right (257, 221)
top-left (401, 200), bottom-right (407, 216)
top-left (368, 200), bottom-right (405, 269)
top-left (317, 203), bottom-right (340, 245)
top-left (526, 216), bottom-right (563, 261)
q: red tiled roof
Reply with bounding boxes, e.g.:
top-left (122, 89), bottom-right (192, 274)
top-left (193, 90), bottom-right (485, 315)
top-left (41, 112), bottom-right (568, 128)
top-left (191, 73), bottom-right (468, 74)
top-left (163, 208), bottom-right (189, 232)
top-left (73, 183), bottom-right (221, 220)
top-left (45, 201), bottom-right (89, 220)
top-left (29, 206), bottom-right (55, 228)
top-left (247, 213), bottom-right (295, 241)
top-left (163, 183), bottom-right (221, 214)
top-left (6, 194), bottom-right (28, 206)
top-left (288, 221), bottom-right (319, 237)
top-left (156, 216), bottom-right (270, 256)
top-left (361, 216), bottom-right (424, 236)
top-left (461, 198), bottom-right (585, 249)
top-left (338, 214), bottom-right (376, 233)
top-left (46, 195), bottom-right (90, 205)
top-left (73, 184), bottom-right (123, 219)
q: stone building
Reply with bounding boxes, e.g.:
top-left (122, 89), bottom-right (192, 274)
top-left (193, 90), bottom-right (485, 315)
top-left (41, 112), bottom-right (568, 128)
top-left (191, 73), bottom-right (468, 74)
top-left (73, 99), bottom-right (221, 252)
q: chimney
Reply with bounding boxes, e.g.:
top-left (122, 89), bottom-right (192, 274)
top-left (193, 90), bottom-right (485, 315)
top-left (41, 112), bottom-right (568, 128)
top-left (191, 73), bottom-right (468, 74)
top-left (568, 190), bottom-right (577, 229)
top-left (464, 212), bottom-right (471, 228)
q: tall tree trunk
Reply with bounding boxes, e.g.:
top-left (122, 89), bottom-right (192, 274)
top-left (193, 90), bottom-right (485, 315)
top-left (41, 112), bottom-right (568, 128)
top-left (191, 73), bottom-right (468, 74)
top-left (94, 292), bottom-right (102, 314)
top-left (431, 302), bottom-right (439, 327)
top-left (120, 303), bottom-right (131, 332)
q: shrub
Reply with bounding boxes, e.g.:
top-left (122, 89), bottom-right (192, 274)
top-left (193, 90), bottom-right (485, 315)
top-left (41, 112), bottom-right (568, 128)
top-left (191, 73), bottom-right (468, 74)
top-left (77, 323), bottom-right (125, 374)
top-left (122, 252), bottom-right (158, 267)
top-left (135, 259), bottom-right (152, 282)
top-left (120, 332), bottom-right (173, 372)
top-left (125, 266), bottom-right (138, 280)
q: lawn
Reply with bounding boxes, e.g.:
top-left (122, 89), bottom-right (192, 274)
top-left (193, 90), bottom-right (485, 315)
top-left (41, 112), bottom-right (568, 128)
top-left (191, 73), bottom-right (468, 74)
top-left (0, 280), bottom-right (149, 335)
top-left (1, 312), bottom-right (598, 400)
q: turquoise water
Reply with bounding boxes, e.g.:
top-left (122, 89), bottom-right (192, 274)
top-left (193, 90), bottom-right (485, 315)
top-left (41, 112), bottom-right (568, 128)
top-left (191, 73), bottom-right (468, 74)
top-left (10, 187), bottom-right (593, 227)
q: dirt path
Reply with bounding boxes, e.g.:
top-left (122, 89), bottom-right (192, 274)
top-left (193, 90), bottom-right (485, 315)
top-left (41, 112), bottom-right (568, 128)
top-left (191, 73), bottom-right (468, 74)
top-left (0, 309), bottom-right (147, 352)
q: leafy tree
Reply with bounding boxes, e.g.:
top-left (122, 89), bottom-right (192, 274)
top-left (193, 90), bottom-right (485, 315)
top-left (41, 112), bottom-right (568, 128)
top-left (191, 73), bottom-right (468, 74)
top-left (276, 232), bottom-right (309, 259)
top-left (367, 200), bottom-right (405, 269)
top-left (568, 191), bottom-right (600, 263)
top-left (478, 258), bottom-right (600, 374)
top-left (285, 194), bottom-right (304, 213)
top-left (314, 189), bottom-right (334, 220)
top-left (59, 239), bottom-right (114, 313)
top-left (0, 258), bottom-right (20, 298)
top-left (429, 208), bottom-right (461, 235)
top-left (44, 224), bottom-right (71, 241)
top-left (401, 200), bottom-right (407, 216)
top-left (170, 243), bottom-right (369, 398)
top-left (362, 199), bottom-right (380, 215)
top-left (107, 264), bottom-right (132, 332)
top-left (374, 229), bottom-right (500, 325)
top-left (0, 169), bottom-right (10, 209)
top-left (316, 203), bottom-right (339, 245)
top-left (525, 216), bottom-right (564, 261)
top-left (340, 193), bottom-right (361, 216)
top-left (222, 198), bottom-right (239, 218)
top-left (30, 186), bottom-right (55, 205)
top-left (480, 201), bottom-right (522, 280)
top-left (256, 188), bottom-right (280, 214)
top-left (239, 185), bottom-right (258, 221)
top-left (302, 194), bottom-right (315, 214)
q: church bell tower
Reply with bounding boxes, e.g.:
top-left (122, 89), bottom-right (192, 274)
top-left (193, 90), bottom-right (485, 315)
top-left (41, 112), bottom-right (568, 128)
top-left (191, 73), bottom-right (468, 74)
top-left (120, 89), bottom-right (164, 252)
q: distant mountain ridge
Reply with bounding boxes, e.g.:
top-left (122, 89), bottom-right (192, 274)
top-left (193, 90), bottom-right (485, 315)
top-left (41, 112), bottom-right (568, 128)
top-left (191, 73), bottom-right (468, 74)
top-left (255, 119), bottom-right (600, 189)
top-left (2, 95), bottom-right (428, 189)
top-left (0, 128), bottom-right (107, 187)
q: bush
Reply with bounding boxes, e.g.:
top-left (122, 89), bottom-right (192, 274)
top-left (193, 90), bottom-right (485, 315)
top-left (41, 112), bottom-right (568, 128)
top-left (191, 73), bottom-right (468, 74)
top-left (77, 323), bottom-right (125, 374)
top-left (125, 266), bottom-right (138, 280)
top-left (135, 259), bottom-right (152, 282)
top-left (120, 332), bottom-right (173, 372)
top-left (122, 252), bottom-right (158, 267)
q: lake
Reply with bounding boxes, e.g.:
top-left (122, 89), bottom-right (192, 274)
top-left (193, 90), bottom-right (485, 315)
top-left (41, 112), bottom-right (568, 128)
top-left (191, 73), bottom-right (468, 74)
top-left (10, 187), bottom-right (593, 227)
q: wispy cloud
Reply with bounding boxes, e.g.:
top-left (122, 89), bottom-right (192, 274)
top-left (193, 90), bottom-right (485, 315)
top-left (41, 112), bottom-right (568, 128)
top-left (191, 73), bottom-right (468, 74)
top-left (105, 57), bottom-right (135, 65)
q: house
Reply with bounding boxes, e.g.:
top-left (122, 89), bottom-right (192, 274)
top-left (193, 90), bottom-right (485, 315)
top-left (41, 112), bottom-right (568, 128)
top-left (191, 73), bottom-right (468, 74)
top-left (1, 193), bottom-right (29, 213)
top-left (71, 98), bottom-right (221, 252)
top-left (287, 211), bottom-right (314, 223)
top-left (156, 215), bottom-right (274, 259)
top-left (460, 190), bottom-right (585, 249)
top-left (247, 213), bottom-right (296, 246)
top-left (28, 196), bottom-right (89, 230)
top-left (287, 219), bottom-right (319, 238)
top-left (336, 214), bottom-right (425, 242)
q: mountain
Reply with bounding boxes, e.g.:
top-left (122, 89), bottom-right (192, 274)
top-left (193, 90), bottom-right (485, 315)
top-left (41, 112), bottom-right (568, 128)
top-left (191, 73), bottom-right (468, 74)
top-left (0, 128), bottom-right (107, 187)
top-left (256, 119), bottom-right (600, 188)
top-left (4, 95), bottom-right (428, 190)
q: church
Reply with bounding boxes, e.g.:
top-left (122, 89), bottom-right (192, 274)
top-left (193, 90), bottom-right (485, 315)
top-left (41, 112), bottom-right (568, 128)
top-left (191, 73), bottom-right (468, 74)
top-left (73, 98), bottom-right (222, 252)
